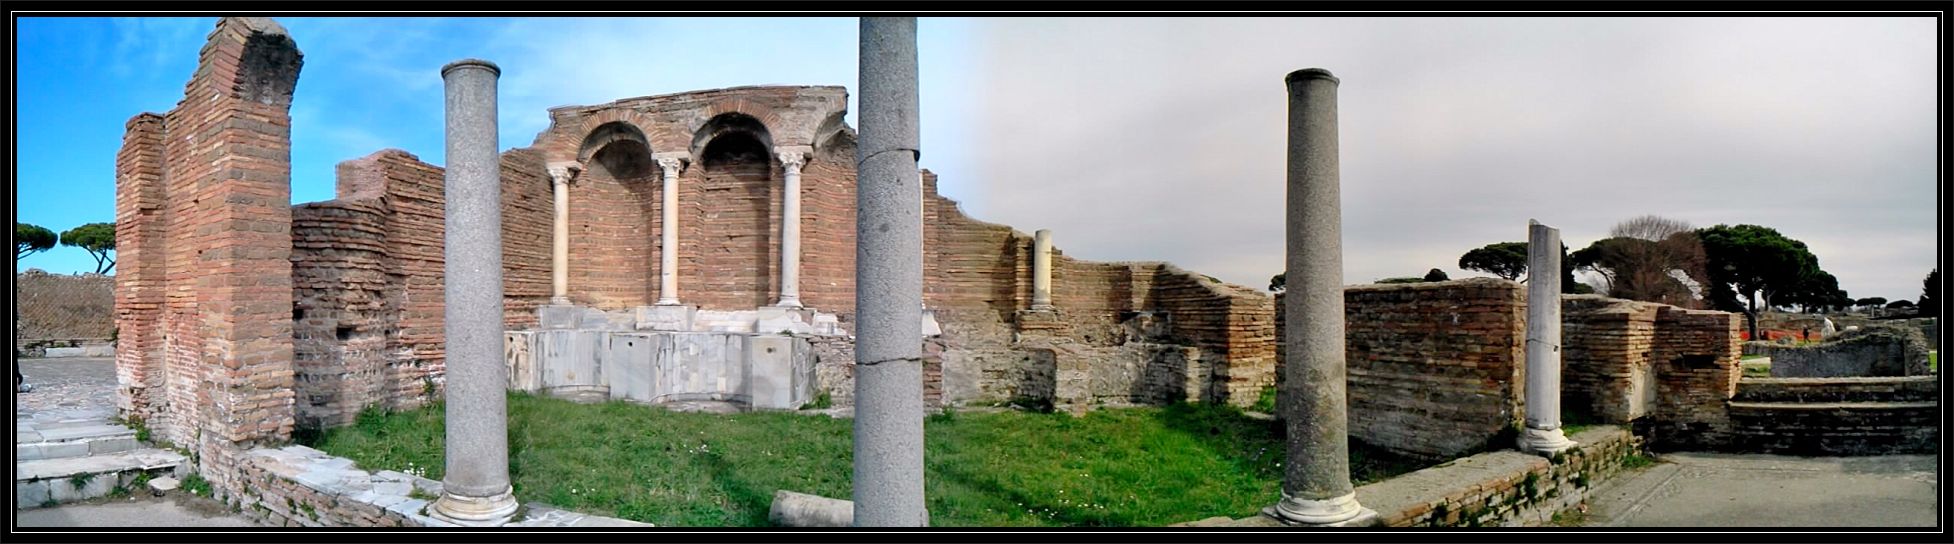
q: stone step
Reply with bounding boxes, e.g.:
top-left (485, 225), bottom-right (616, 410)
top-left (16, 422), bottom-right (142, 461)
top-left (17, 434), bottom-right (144, 461)
top-left (15, 448), bottom-right (190, 508)
top-left (1726, 400), bottom-right (1939, 412)
top-left (1734, 376), bottom-right (1940, 403)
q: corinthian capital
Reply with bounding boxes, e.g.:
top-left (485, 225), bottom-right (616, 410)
top-left (776, 150), bottom-right (806, 170)
top-left (655, 157), bottom-right (685, 178)
top-left (546, 163), bottom-right (581, 186)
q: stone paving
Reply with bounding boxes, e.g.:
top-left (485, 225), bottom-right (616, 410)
top-left (15, 357), bottom-right (118, 423)
top-left (1582, 452), bottom-right (1937, 527)
top-left (16, 494), bottom-right (261, 528)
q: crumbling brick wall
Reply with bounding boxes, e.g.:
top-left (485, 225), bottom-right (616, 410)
top-left (1561, 295), bottom-right (1660, 423)
top-left (1647, 306), bottom-right (1744, 450)
top-left (920, 170), bottom-right (1275, 408)
top-left (289, 150), bottom-right (457, 430)
top-left (113, 17), bottom-right (302, 500)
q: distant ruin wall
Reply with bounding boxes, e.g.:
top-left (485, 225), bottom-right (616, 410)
top-left (1757, 324), bottom-right (1933, 378)
top-left (15, 270), bottom-right (116, 348)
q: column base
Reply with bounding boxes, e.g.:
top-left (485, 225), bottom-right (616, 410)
top-left (1519, 426), bottom-right (1578, 455)
top-left (549, 296), bottom-right (570, 306)
top-left (773, 296), bottom-right (803, 308)
top-left (1265, 492), bottom-right (1378, 527)
top-left (429, 485), bottom-right (519, 527)
top-left (655, 298), bottom-right (682, 306)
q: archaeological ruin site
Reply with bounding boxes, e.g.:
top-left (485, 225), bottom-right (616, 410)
top-left (14, 16), bottom-right (1935, 529)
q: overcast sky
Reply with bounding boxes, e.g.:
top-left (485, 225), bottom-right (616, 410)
top-left (16, 17), bottom-right (1940, 301)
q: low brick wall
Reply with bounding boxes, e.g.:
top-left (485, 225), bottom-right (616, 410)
top-left (221, 445), bottom-right (650, 528)
top-left (1180, 426), bottom-right (1644, 528)
top-left (1361, 426), bottom-right (1642, 527)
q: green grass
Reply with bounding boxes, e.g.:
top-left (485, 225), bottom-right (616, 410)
top-left (307, 393), bottom-right (1430, 527)
top-left (1739, 354), bottom-right (1765, 360)
top-left (1930, 351), bottom-right (1937, 372)
top-left (1250, 385), bottom-right (1276, 414)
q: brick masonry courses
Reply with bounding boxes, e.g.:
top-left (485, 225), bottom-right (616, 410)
top-left (112, 17), bottom-right (303, 504)
top-left (1277, 282), bottom-right (1746, 460)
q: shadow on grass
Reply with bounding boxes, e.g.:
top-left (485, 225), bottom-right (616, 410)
top-left (1149, 402), bottom-right (1430, 486)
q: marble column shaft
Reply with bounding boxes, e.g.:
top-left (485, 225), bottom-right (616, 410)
top-left (1521, 220), bottom-right (1576, 454)
top-left (656, 157), bottom-right (683, 305)
top-left (548, 164), bottom-right (575, 305)
top-left (777, 151), bottom-right (806, 307)
top-left (433, 58), bottom-right (518, 525)
top-left (1031, 229), bottom-right (1054, 310)
top-left (853, 16), bottom-right (928, 528)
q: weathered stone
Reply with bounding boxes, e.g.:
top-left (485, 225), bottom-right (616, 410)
top-left (854, 16), bottom-right (927, 527)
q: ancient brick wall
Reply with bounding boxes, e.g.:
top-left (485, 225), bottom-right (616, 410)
top-left (566, 145), bottom-right (659, 309)
top-left (1311, 279), bottom-right (1528, 460)
top-left (113, 113), bottom-right (169, 418)
top-left (500, 148), bottom-right (554, 329)
top-left (1646, 306), bottom-right (1744, 450)
top-left (1561, 295), bottom-right (1660, 423)
top-left (288, 150), bottom-right (459, 430)
top-left (112, 18), bottom-right (303, 502)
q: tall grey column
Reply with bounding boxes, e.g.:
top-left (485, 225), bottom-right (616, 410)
top-left (433, 58), bottom-right (518, 526)
top-left (1269, 68), bottom-right (1372, 526)
top-left (1031, 229), bottom-right (1054, 310)
top-left (546, 163), bottom-right (577, 306)
top-left (776, 149), bottom-right (806, 308)
top-left (655, 157), bottom-right (683, 305)
top-left (854, 16), bottom-right (927, 527)
top-left (1520, 219), bottom-right (1577, 455)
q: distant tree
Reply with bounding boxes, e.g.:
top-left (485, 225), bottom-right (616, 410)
top-left (1570, 215), bottom-right (1707, 308)
top-left (1423, 268), bottom-right (1450, 282)
top-left (1855, 297), bottom-right (1888, 309)
top-left (1920, 268), bottom-right (1939, 318)
top-left (1269, 273), bottom-right (1285, 293)
top-left (1781, 270), bottom-right (1847, 314)
top-left (1698, 224), bottom-right (1826, 340)
top-left (59, 222), bottom-right (116, 274)
top-left (1459, 242), bottom-right (1528, 281)
top-left (1887, 299), bottom-right (1915, 310)
top-left (1377, 277), bottom-right (1426, 284)
top-left (1460, 241), bottom-right (1590, 293)
top-left (16, 222), bottom-right (56, 260)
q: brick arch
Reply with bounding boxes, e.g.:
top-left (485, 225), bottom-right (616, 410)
top-left (540, 108), bottom-right (665, 166)
top-left (685, 98), bottom-right (786, 159)
top-left (689, 111), bottom-right (778, 168)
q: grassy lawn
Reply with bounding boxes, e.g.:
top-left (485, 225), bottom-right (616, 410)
top-left (1931, 351), bottom-right (1937, 372)
top-left (306, 393), bottom-right (1429, 527)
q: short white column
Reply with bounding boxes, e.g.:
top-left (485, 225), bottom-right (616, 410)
top-left (655, 157), bottom-right (683, 305)
top-left (1031, 229), bottom-right (1054, 310)
top-left (1520, 219), bottom-right (1577, 455)
top-left (776, 149), bottom-right (806, 308)
top-left (546, 163), bottom-right (578, 306)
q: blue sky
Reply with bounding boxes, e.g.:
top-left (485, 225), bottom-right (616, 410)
top-left (16, 16), bottom-right (980, 276)
top-left (15, 17), bottom-right (1940, 302)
